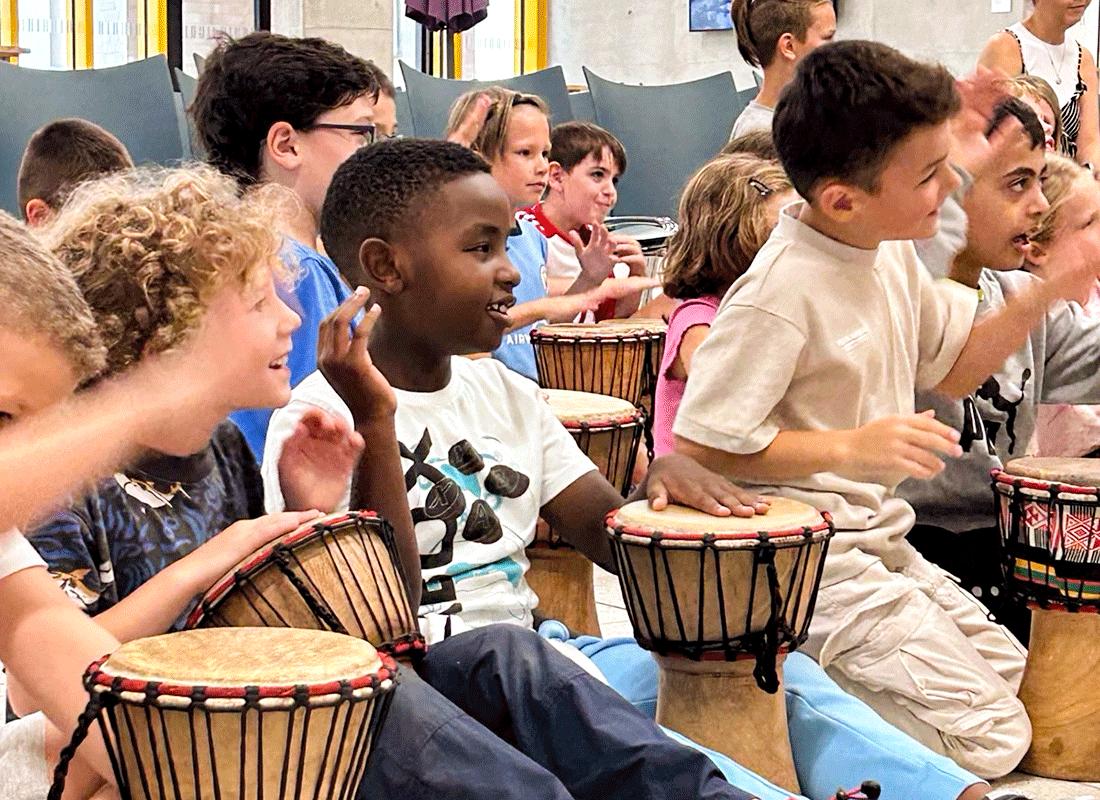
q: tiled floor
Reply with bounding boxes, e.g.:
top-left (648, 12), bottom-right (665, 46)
top-left (590, 566), bottom-right (1099, 800)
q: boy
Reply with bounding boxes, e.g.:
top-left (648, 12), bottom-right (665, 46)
top-left (16, 119), bottom-right (132, 227)
top-left (365, 60), bottom-right (400, 139)
top-left (673, 41), bottom-right (1100, 779)
top-left (190, 32), bottom-right (383, 460)
top-left (902, 106), bottom-right (1100, 643)
top-left (519, 121), bottom-right (648, 318)
top-left (729, 0), bottom-right (836, 139)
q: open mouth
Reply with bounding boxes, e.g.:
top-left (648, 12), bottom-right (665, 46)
top-left (487, 296), bottom-right (516, 323)
top-left (269, 353), bottom-right (290, 370)
top-left (1011, 232), bottom-right (1032, 255)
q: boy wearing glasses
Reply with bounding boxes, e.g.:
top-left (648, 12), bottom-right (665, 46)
top-left (191, 32), bottom-right (385, 460)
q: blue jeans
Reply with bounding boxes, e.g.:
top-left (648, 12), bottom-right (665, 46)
top-left (557, 629), bottom-right (980, 800)
top-left (358, 625), bottom-right (760, 800)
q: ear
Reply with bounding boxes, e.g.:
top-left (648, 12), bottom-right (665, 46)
top-left (815, 182), bottom-right (864, 223)
top-left (24, 198), bottom-right (53, 227)
top-left (776, 32), bottom-right (798, 63)
top-left (357, 237), bottom-right (405, 295)
top-left (263, 121), bottom-right (304, 174)
top-left (1025, 239), bottom-right (1049, 268)
top-left (547, 162), bottom-right (567, 194)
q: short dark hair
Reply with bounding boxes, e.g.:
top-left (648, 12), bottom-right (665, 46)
top-left (550, 121), bottom-right (627, 176)
top-left (730, 0), bottom-right (831, 69)
top-left (191, 32), bottom-right (381, 185)
top-left (988, 96), bottom-right (1045, 151)
top-left (774, 40), bottom-right (961, 200)
top-left (17, 119), bottom-right (133, 213)
top-left (320, 139), bottom-right (493, 284)
top-left (721, 129), bottom-right (779, 160)
top-left (364, 60), bottom-right (396, 98)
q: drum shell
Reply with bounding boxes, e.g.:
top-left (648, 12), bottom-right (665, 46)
top-left (531, 329), bottom-right (653, 407)
top-left (561, 416), bottom-right (642, 497)
top-left (188, 513), bottom-right (418, 653)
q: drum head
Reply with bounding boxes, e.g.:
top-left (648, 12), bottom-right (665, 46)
top-left (1005, 457), bottom-right (1100, 489)
top-left (604, 216), bottom-right (678, 253)
top-left (611, 497), bottom-right (825, 537)
top-left (542, 389), bottom-right (640, 425)
top-left (595, 318), bottom-right (668, 335)
top-left (100, 628), bottom-right (382, 686)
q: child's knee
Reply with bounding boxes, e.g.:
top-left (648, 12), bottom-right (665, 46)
top-left (947, 694), bottom-right (1030, 779)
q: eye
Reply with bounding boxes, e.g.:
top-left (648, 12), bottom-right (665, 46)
top-left (0, 411), bottom-right (12, 428)
top-left (1009, 177), bottom-right (1029, 193)
top-left (465, 242), bottom-right (492, 254)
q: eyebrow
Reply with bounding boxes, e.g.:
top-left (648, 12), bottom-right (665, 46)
top-left (1003, 166), bottom-right (1038, 181)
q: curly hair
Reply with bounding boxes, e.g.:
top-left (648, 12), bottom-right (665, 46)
top-left (320, 139), bottom-right (492, 285)
top-left (0, 211), bottom-right (105, 382)
top-left (41, 165), bottom-right (282, 379)
top-left (191, 32), bottom-right (382, 185)
top-left (1031, 153), bottom-right (1091, 250)
top-left (662, 154), bottom-right (791, 299)
top-left (445, 86), bottom-right (550, 163)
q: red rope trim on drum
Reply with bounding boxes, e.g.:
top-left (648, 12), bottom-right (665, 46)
top-left (378, 631), bottom-right (428, 659)
top-left (991, 469), bottom-right (1100, 499)
top-left (605, 510), bottom-right (834, 543)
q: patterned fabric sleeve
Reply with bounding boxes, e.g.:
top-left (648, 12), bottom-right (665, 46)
top-left (24, 505), bottom-right (110, 614)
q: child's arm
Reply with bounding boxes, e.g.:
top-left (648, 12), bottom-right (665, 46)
top-left (314, 290), bottom-right (421, 610)
top-left (505, 276), bottom-right (660, 328)
top-left (609, 234), bottom-right (648, 318)
top-left (543, 455), bottom-right (771, 571)
top-left (666, 323), bottom-right (710, 381)
top-left (278, 408), bottom-right (364, 513)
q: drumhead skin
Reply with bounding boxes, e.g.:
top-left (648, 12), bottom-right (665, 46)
top-left (610, 498), bottom-right (825, 536)
top-left (542, 389), bottom-right (641, 426)
top-left (99, 628), bottom-right (382, 686)
top-left (533, 323), bottom-right (661, 340)
top-left (595, 318), bottom-right (668, 334)
top-left (1004, 457), bottom-right (1100, 488)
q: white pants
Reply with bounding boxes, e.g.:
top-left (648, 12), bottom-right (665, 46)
top-left (804, 549), bottom-right (1030, 780)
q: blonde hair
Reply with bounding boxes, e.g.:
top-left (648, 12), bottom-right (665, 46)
top-left (1032, 153), bottom-right (1091, 249)
top-left (662, 154), bottom-right (791, 299)
top-left (0, 211), bottom-right (105, 382)
top-left (445, 86), bottom-right (550, 163)
top-left (1005, 75), bottom-right (1065, 155)
top-left (42, 165), bottom-right (284, 378)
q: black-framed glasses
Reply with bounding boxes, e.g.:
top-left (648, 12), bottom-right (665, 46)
top-left (305, 122), bottom-right (377, 145)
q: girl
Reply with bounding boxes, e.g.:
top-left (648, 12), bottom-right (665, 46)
top-left (653, 154), bottom-right (794, 456)
top-left (1007, 74), bottom-right (1064, 153)
top-left (979, 0), bottom-right (1099, 165)
top-left (444, 87), bottom-right (654, 380)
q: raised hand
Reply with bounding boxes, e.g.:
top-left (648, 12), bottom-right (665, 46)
top-left (278, 407), bottom-right (365, 513)
top-left (446, 92), bottom-right (493, 149)
top-left (610, 234), bottom-right (647, 277)
top-left (838, 410), bottom-right (963, 485)
top-left (569, 223), bottom-right (618, 282)
top-left (950, 67), bottom-right (1014, 181)
top-left (317, 287), bottom-right (397, 426)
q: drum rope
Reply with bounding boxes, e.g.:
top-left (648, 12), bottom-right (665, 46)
top-left (752, 546), bottom-right (783, 694)
top-left (271, 546), bottom-right (349, 634)
top-left (46, 689), bottom-right (111, 800)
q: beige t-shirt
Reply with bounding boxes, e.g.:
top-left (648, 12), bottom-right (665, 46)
top-left (674, 203), bottom-right (978, 583)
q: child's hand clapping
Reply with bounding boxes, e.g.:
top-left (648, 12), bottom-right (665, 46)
top-left (317, 287), bottom-right (397, 426)
top-left (278, 408), bottom-right (364, 513)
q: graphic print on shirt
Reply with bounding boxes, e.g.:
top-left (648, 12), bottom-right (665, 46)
top-left (959, 369), bottom-right (1033, 457)
top-left (402, 428), bottom-right (531, 614)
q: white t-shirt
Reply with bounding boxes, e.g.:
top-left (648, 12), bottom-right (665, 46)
top-left (0, 531), bottom-right (46, 730)
top-left (730, 100), bottom-right (775, 140)
top-left (263, 357), bottom-right (596, 643)
top-left (674, 203), bottom-right (978, 584)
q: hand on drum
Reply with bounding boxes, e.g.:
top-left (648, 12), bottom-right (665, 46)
top-left (643, 453), bottom-right (772, 517)
top-left (317, 287), bottom-right (398, 426)
top-left (278, 407), bottom-right (365, 513)
top-left (192, 510), bottom-right (322, 590)
top-left (839, 410), bottom-right (963, 484)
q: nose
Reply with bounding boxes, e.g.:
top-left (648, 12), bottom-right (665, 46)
top-left (1028, 183), bottom-right (1050, 218)
top-left (535, 153), bottom-right (549, 176)
top-left (279, 294), bottom-right (301, 334)
top-left (499, 251), bottom-right (521, 290)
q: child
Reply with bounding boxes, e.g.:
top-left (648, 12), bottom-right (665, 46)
top-left (654, 154), bottom-right (794, 458)
top-left (729, 0), bottom-right (836, 139)
top-left (904, 141), bottom-right (1100, 644)
top-left (444, 88), bottom-right (655, 380)
top-left (190, 32), bottom-right (384, 460)
top-left (673, 40), bottom-right (1100, 779)
top-left (722, 129), bottom-right (780, 160)
top-left (265, 138), bottom-right (992, 800)
top-left (519, 121), bottom-right (648, 318)
top-left (16, 119), bottom-right (132, 227)
top-left (364, 60), bottom-right (400, 139)
top-left (1006, 74), bottom-right (1063, 153)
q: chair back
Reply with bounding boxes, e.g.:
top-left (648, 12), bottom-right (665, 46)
top-left (394, 87), bottom-right (414, 137)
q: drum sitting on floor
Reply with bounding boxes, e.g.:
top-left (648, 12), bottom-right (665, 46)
top-left (993, 457), bottom-right (1100, 781)
top-left (186, 511), bottom-right (424, 663)
top-left (525, 390), bottom-right (644, 636)
top-left (80, 628), bottom-right (395, 800)
top-left (606, 498), bottom-right (833, 794)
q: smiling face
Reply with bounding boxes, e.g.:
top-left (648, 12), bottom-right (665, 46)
top-left (489, 104), bottom-right (551, 210)
top-left (962, 133), bottom-right (1049, 273)
top-left (547, 147), bottom-right (620, 230)
top-left (390, 172), bottom-right (520, 356)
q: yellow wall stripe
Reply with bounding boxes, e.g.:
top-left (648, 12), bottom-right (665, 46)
top-left (515, 0), bottom-right (547, 75)
top-left (74, 0), bottom-right (93, 68)
top-left (0, 0), bottom-right (17, 49)
top-left (146, 0), bottom-right (167, 56)
top-left (452, 31), bottom-right (461, 79)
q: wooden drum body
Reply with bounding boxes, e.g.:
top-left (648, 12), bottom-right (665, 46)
top-left (994, 457), bottom-right (1100, 780)
top-left (606, 499), bottom-right (833, 793)
top-left (187, 511), bottom-right (424, 663)
top-left (84, 628), bottom-right (395, 800)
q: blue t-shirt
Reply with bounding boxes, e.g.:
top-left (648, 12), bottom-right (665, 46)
top-left (492, 218), bottom-right (548, 381)
top-left (230, 239), bottom-right (351, 461)
top-left (26, 421), bottom-right (264, 620)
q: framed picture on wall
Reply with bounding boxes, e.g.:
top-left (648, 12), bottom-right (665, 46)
top-left (689, 0), bottom-right (837, 32)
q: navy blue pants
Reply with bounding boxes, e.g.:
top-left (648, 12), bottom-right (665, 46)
top-left (358, 625), bottom-right (759, 800)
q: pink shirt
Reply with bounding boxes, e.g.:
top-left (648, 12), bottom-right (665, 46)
top-left (653, 295), bottom-right (721, 457)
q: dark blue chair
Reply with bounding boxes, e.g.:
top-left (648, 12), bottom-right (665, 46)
top-left (394, 87), bottom-right (413, 137)
top-left (172, 66), bottom-right (205, 160)
top-left (398, 61), bottom-right (573, 139)
top-left (0, 56), bottom-right (186, 215)
top-left (568, 90), bottom-right (596, 122)
top-left (582, 67), bottom-right (741, 218)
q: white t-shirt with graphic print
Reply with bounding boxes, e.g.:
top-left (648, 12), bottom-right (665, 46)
top-left (0, 530), bottom-right (46, 730)
top-left (262, 357), bottom-right (596, 644)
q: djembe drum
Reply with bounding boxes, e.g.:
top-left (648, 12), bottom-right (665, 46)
top-left (72, 628), bottom-right (395, 800)
top-left (606, 498), bottom-right (833, 793)
top-left (186, 511), bottom-right (424, 663)
top-left (993, 457), bottom-right (1100, 781)
top-left (527, 390), bottom-right (645, 634)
